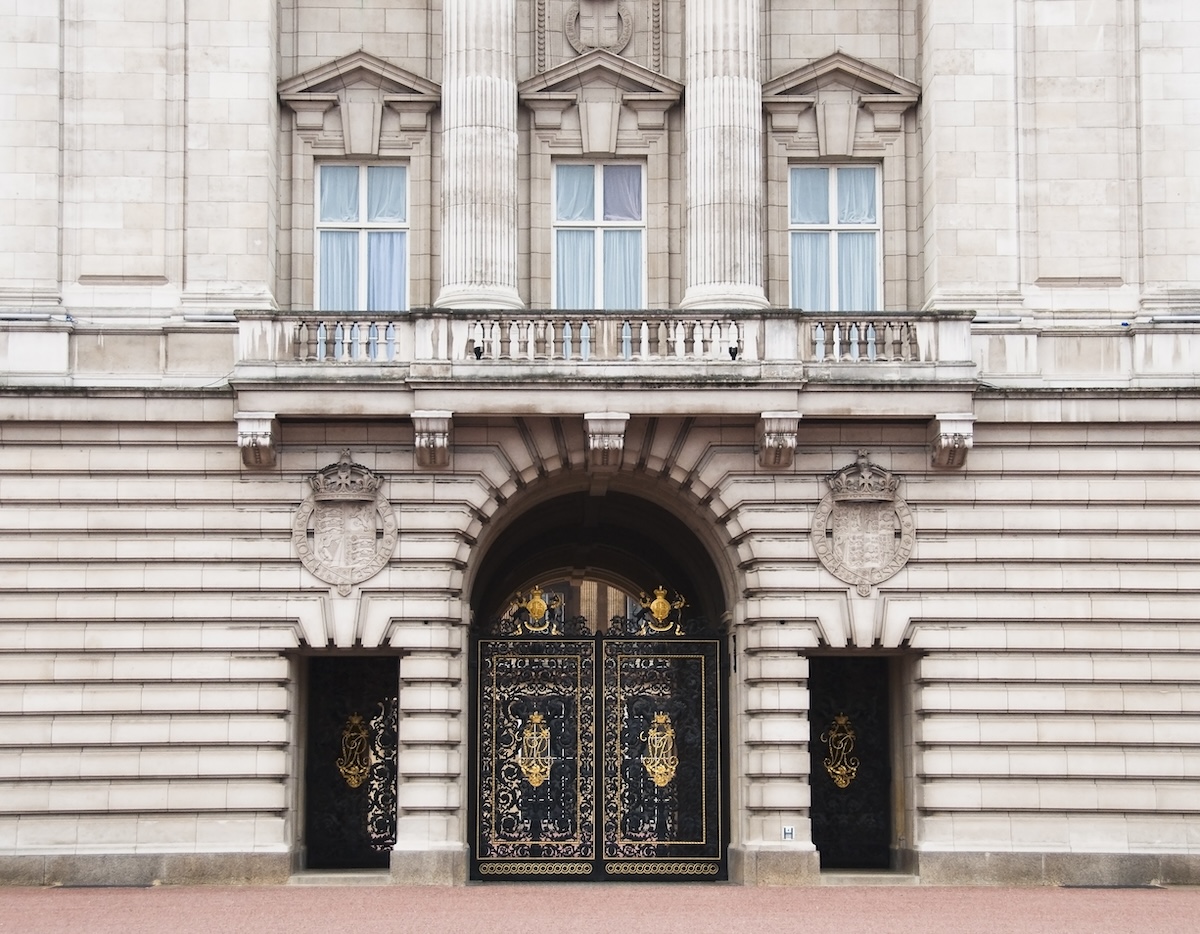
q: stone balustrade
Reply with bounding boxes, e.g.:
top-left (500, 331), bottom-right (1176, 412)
top-left (234, 309), bottom-right (973, 367)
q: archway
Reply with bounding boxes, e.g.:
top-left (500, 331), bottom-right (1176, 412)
top-left (467, 487), bottom-right (731, 881)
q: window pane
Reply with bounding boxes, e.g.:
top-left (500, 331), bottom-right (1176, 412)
top-left (790, 231), bottom-right (829, 311)
top-left (603, 165), bottom-right (641, 221)
top-left (838, 232), bottom-right (877, 310)
top-left (320, 166), bottom-right (359, 222)
top-left (837, 167), bottom-right (876, 224)
top-left (368, 231), bottom-right (407, 311)
top-left (367, 166), bottom-right (407, 222)
top-left (555, 229), bottom-right (595, 309)
top-left (790, 167), bottom-right (828, 224)
top-left (320, 230), bottom-right (358, 310)
top-left (556, 165), bottom-right (595, 221)
top-left (603, 229), bottom-right (642, 309)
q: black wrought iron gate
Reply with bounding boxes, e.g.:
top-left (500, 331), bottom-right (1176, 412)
top-left (808, 656), bottom-right (892, 869)
top-left (304, 656), bottom-right (399, 869)
top-left (472, 608), bottom-right (726, 880)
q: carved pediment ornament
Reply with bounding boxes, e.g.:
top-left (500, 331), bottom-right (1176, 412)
top-left (565, 1), bottom-right (634, 56)
top-left (811, 452), bottom-right (915, 596)
top-left (293, 450), bottom-right (398, 596)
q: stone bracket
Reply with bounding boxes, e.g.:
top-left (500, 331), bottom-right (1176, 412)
top-left (236, 412), bottom-right (279, 469)
top-left (584, 412), bottom-right (629, 472)
top-left (412, 410), bottom-right (453, 468)
top-left (929, 413), bottom-right (975, 469)
top-left (758, 411), bottom-right (802, 469)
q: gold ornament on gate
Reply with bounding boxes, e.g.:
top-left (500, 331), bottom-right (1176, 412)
top-left (637, 586), bottom-right (688, 635)
top-left (640, 712), bottom-right (679, 788)
top-left (337, 713), bottom-right (371, 788)
top-left (517, 712), bottom-right (552, 788)
top-left (510, 586), bottom-right (563, 634)
top-left (821, 713), bottom-right (859, 789)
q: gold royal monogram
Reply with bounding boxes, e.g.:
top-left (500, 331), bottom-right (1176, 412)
top-left (821, 713), bottom-right (860, 789)
top-left (517, 712), bottom-right (552, 788)
top-left (640, 711), bottom-right (679, 788)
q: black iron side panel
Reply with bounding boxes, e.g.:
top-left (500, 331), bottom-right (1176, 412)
top-left (601, 638), bottom-right (725, 880)
top-left (304, 656), bottom-right (398, 870)
top-left (474, 639), bottom-right (596, 879)
top-left (808, 656), bottom-right (891, 869)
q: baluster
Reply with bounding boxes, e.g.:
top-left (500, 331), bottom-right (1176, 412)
top-left (505, 320), bottom-right (518, 358)
top-left (333, 322), bottom-right (346, 361)
top-left (907, 323), bottom-right (920, 362)
top-left (866, 322), bottom-right (877, 362)
top-left (621, 321), bottom-right (632, 360)
top-left (813, 321), bottom-right (825, 362)
top-left (523, 320), bottom-right (534, 359)
top-left (656, 320), bottom-right (669, 357)
top-left (580, 320), bottom-right (592, 361)
top-left (367, 321), bottom-right (379, 361)
top-left (316, 322), bottom-right (328, 361)
top-left (692, 321), bottom-right (704, 358)
top-left (708, 320), bottom-right (721, 359)
top-left (295, 321), bottom-right (309, 361)
top-left (488, 321), bottom-right (501, 359)
top-left (726, 321), bottom-right (739, 359)
top-left (562, 320), bottom-right (573, 360)
top-left (832, 322), bottom-right (842, 361)
top-left (471, 321), bottom-right (484, 359)
top-left (673, 321), bottom-right (686, 357)
top-left (385, 321), bottom-right (396, 361)
top-left (848, 323), bottom-right (860, 362)
top-left (639, 321), bottom-right (650, 359)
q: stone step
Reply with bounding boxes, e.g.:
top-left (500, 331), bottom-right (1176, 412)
top-left (287, 871), bottom-right (392, 886)
top-left (820, 871), bottom-right (921, 886)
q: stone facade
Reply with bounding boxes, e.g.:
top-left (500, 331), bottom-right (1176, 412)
top-left (0, 0), bottom-right (1198, 886)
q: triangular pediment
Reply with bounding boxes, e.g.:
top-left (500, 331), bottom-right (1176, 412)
top-left (278, 50), bottom-right (439, 97)
top-left (764, 51), bottom-right (919, 99)
top-left (519, 49), bottom-right (683, 99)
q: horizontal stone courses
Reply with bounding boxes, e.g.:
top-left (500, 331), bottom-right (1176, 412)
top-left (0, 714), bottom-right (288, 746)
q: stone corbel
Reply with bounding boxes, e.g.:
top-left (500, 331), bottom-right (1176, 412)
top-left (412, 410), bottom-right (453, 469)
top-left (929, 413), bottom-right (975, 469)
top-left (279, 93), bottom-right (338, 131)
top-left (758, 411), bottom-right (802, 470)
top-left (237, 411), bottom-right (279, 469)
top-left (859, 95), bottom-right (919, 133)
top-left (382, 93), bottom-right (440, 133)
top-left (584, 412), bottom-right (629, 472)
top-left (762, 95), bottom-right (816, 134)
top-left (522, 94), bottom-right (577, 131)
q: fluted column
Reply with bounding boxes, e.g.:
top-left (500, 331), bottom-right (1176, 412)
top-left (680, 0), bottom-right (768, 310)
top-left (435, 0), bottom-right (523, 310)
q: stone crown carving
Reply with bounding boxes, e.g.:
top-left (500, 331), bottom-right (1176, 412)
top-left (827, 456), bottom-right (900, 502)
top-left (310, 452), bottom-right (384, 500)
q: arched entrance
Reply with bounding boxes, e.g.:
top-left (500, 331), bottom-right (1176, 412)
top-left (467, 490), bottom-right (730, 881)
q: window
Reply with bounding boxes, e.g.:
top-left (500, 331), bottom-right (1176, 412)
top-left (554, 163), bottom-right (645, 310)
top-left (789, 165), bottom-right (880, 311)
top-left (316, 164), bottom-right (408, 311)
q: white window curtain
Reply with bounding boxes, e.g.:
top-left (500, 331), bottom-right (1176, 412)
top-left (556, 229), bottom-right (595, 309)
top-left (603, 230), bottom-right (642, 309)
top-left (556, 165), bottom-right (595, 221)
top-left (837, 167), bottom-right (876, 224)
top-left (790, 167), bottom-right (829, 224)
top-left (602, 165), bottom-right (641, 221)
top-left (790, 232), bottom-right (829, 311)
top-left (368, 231), bottom-right (407, 311)
top-left (320, 166), bottom-right (359, 222)
top-left (320, 230), bottom-right (358, 311)
top-left (838, 232), bottom-right (876, 311)
top-left (367, 166), bottom-right (407, 222)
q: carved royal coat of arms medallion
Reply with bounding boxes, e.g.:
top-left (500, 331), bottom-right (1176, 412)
top-left (293, 451), bottom-right (398, 596)
top-left (811, 452), bottom-right (915, 596)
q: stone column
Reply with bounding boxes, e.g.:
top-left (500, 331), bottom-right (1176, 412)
top-left (680, 0), bottom-right (768, 310)
top-left (435, 0), bottom-right (523, 310)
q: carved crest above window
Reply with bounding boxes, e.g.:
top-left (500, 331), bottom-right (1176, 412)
top-left (763, 52), bottom-right (920, 157)
top-left (519, 49), bottom-right (681, 155)
top-left (278, 50), bottom-right (439, 156)
top-left (810, 452), bottom-right (915, 596)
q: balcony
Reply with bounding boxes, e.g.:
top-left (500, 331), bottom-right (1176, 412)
top-left (228, 308), bottom-right (979, 418)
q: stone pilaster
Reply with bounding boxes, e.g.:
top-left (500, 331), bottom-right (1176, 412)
top-left (390, 621), bottom-right (468, 884)
top-left (435, 0), bottom-right (523, 310)
top-left (680, 0), bottom-right (768, 310)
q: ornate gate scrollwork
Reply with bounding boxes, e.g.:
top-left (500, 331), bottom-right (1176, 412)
top-left (473, 588), bottom-right (726, 880)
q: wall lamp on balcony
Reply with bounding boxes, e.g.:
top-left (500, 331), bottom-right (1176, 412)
top-left (729, 343), bottom-right (739, 360)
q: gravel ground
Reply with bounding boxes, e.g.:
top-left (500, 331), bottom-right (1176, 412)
top-left (0, 884), bottom-right (1197, 934)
